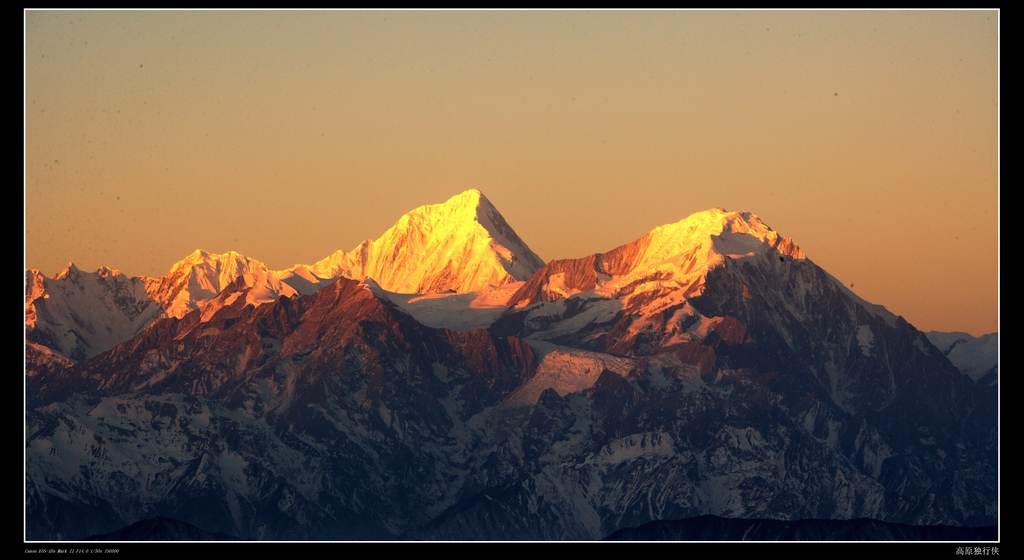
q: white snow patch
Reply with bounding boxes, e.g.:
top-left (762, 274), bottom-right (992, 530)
top-left (502, 342), bottom-right (635, 407)
top-left (592, 432), bottom-right (675, 466)
top-left (307, 189), bottom-right (544, 294)
top-left (385, 282), bottom-right (520, 330)
top-left (856, 325), bottom-right (875, 355)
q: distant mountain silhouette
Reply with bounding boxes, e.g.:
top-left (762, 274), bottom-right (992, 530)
top-left (604, 515), bottom-right (997, 541)
top-left (84, 518), bottom-right (235, 541)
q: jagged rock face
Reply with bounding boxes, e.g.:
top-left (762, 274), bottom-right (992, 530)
top-left (689, 259), bottom-right (996, 527)
top-left (26, 276), bottom-right (996, 540)
top-left (418, 309), bottom-right (995, 540)
top-left (310, 189), bottom-right (544, 294)
top-left (27, 277), bottom-right (539, 539)
top-left (25, 266), bottom-right (164, 361)
top-left (144, 250), bottom-right (298, 319)
top-left (24, 204), bottom-right (997, 540)
top-left (439, 210), bottom-right (994, 536)
top-left (24, 254), bottom-right (301, 362)
top-left (25, 342), bottom-right (75, 379)
top-left (426, 370), bottom-right (852, 540)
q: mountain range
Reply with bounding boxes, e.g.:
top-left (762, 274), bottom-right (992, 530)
top-left (24, 189), bottom-right (997, 540)
top-left (25, 190), bottom-right (542, 362)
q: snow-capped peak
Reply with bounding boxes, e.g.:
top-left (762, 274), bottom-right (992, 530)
top-left (443, 187), bottom-right (486, 210)
top-left (309, 188), bottom-right (544, 294)
top-left (170, 249), bottom-right (248, 273)
top-left (25, 265), bottom-right (163, 360)
top-left (638, 208), bottom-right (805, 271)
top-left (508, 207), bottom-right (809, 315)
top-left (151, 250), bottom-right (292, 319)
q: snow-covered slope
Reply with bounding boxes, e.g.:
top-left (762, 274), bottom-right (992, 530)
top-left (145, 250), bottom-right (300, 319)
top-left (25, 341), bottom-right (76, 378)
top-left (500, 208), bottom-right (833, 351)
top-left (925, 331), bottom-right (998, 382)
top-left (25, 265), bottom-right (164, 361)
top-left (383, 282), bottom-right (523, 330)
top-left (26, 252), bottom-right (308, 360)
top-left (509, 208), bottom-right (805, 309)
top-left (309, 189), bottom-right (544, 294)
top-left (618, 207), bottom-right (805, 275)
top-left (493, 207), bottom-right (969, 419)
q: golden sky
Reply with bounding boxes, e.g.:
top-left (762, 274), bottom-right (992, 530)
top-left (25, 10), bottom-right (998, 335)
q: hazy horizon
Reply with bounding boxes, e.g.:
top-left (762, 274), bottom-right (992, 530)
top-left (25, 10), bottom-right (998, 335)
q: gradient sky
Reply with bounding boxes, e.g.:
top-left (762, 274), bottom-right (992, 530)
top-left (25, 10), bottom-right (998, 335)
